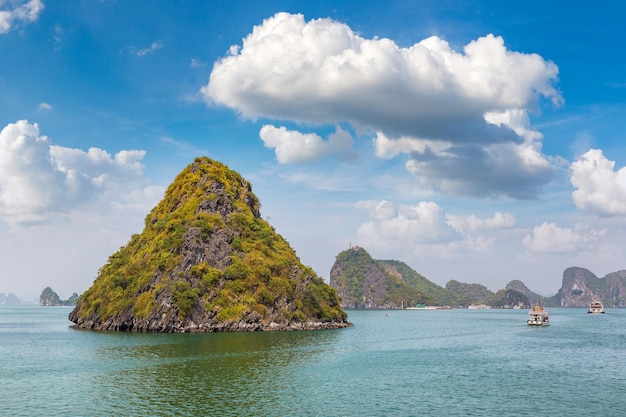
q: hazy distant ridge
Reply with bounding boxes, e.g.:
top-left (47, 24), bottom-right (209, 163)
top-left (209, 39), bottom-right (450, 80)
top-left (0, 292), bottom-right (26, 305)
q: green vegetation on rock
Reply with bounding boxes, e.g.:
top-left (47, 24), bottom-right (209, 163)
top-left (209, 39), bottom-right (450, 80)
top-left (445, 280), bottom-right (494, 306)
top-left (330, 247), bottom-right (438, 308)
top-left (69, 157), bottom-right (350, 332)
top-left (378, 260), bottom-right (460, 306)
top-left (330, 247), bottom-right (534, 309)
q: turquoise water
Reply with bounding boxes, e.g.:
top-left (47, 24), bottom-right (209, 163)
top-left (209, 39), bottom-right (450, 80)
top-left (1, 306), bottom-right (625, 416)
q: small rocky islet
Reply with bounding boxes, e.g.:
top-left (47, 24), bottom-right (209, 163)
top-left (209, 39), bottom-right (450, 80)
top-left (69, 157), bottom-right (351, 332)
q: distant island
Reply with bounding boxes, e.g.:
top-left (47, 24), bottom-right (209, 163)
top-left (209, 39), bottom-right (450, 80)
top-left (0, 292), bottom-right (28, 305)
top-left (330, 246), bottom-right (626, 308)
top-left (69, 157), bottom-right (351, 332)
top-left (548, 267), bottom-right (626, 307)
top-left (40, 287), bottom-right (79, 306)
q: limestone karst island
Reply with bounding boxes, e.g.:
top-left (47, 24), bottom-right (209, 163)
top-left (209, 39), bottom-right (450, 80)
top-left (69, 157), bottom-right (351, 332)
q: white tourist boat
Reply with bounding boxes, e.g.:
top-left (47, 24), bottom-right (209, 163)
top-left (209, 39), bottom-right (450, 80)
top-left (588, 301), bottom-right (605, 314)
top-left (527, 303), bottom-right (549, 326)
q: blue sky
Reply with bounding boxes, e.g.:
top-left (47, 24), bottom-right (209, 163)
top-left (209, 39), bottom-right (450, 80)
top-left (1, 0), bottom-right (626, 301)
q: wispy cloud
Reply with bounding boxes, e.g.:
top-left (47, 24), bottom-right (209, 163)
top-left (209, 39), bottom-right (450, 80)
top-left (0, 0), bottom-right (44, 34)
top-left (190, 58), bottom-right (207, 68)
top-left (135, 41), bottom-right (163, 57)
top-left (607, 82), bottom-right (626, 89)
top-left (159, 136), bottom-right (209, 158)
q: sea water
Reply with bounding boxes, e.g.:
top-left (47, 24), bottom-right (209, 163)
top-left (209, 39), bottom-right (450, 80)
top-left (1, 306), bottom-right (625, 416)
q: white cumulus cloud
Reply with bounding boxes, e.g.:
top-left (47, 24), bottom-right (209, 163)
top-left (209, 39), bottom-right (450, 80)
top-left (355, 200), bottom-right (460, 246)
top-left (0, 120), bottom-right (148, 224)
top-left (259, 125), bottom-right (355, 163)
top-left (0, 0), bottom-right (43, 34)
top-left (354, 200), bottom-right (515, 257)
top-left (202, 12), bottom-right (562, 198)
top-left (570, 149), bottom-right (626, 216)
top-left (522, 222), bottom-right (606, 254)
top-left (203, 12), bottom-right (561, 137)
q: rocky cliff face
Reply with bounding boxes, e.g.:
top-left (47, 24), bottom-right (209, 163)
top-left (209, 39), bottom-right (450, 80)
top-left (330, 247), bottom-right (386, 308)
top-left (69, 157), bottom-right (351, 332)
top-left (555, 267), bottom-right (626, 307)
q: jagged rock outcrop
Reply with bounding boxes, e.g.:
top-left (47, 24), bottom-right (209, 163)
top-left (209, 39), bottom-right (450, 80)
top-left (551, 267), bottom-right (626, 307)
top-left (329, 246), bottom-right (437, 308)
top-left (40, 287), bottom-right (62, 306)
top-left (69, 157), bottom-right (351, 332)
top-left (40, 287), bottom-right (78, 306)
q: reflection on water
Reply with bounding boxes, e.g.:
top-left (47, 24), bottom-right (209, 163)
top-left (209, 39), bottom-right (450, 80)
top-left (85, 329), bottom-right (345, 416)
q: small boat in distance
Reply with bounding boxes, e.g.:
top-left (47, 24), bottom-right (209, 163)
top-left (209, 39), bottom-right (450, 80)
top-left (588, 301), bottom-right (605, 314)
top-left (527, 301), bottom-right (549, 326)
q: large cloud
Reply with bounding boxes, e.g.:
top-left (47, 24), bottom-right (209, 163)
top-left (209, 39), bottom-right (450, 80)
top-left (202, 12), bottom-right (562, 197)
top-left (0, 0), bottom-right (43, 34)
top-left (570, 149), bottom-right (626, 216)
top-left (203, 12), bottom-right (560, 140)
top-left (0, 120), bottom-right (148, 224)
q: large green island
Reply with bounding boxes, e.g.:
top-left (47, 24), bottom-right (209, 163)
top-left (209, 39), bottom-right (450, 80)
top-left (69, 157), bottom-right (351, 332)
